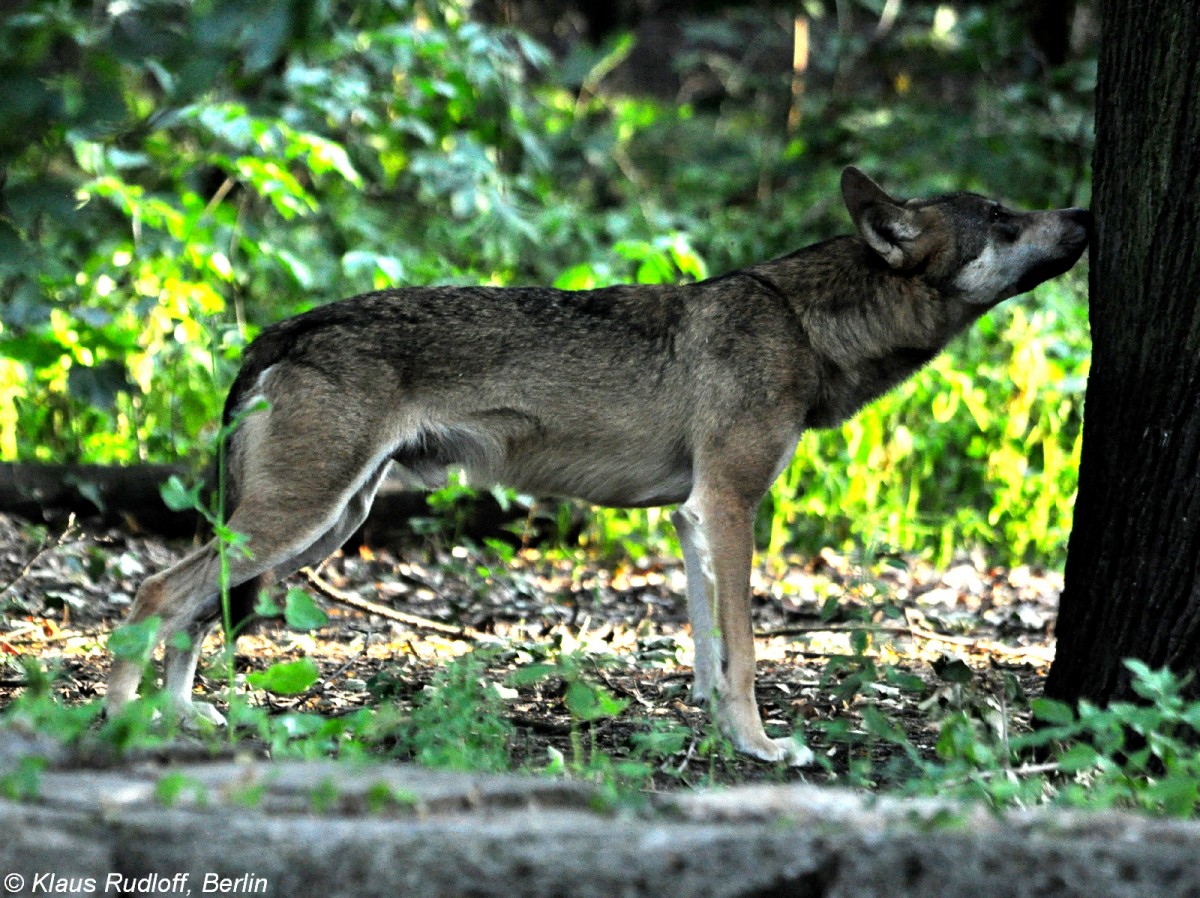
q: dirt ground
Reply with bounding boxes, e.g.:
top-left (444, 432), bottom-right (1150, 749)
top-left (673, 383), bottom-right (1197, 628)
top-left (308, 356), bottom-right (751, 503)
top-left (0, 511), bottom-right (1060, 789)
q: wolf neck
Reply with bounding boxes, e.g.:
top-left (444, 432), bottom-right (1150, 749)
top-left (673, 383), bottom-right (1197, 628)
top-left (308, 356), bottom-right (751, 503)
top-left (748, 236), bottom-right (978, 428)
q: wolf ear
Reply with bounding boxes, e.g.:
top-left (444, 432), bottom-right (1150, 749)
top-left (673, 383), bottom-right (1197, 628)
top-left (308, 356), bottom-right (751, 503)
top-left (841, 166), bottom-right (923, 269)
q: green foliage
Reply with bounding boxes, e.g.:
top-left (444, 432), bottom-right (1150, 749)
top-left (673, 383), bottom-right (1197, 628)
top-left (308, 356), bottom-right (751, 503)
top-left (106, 615), bottom-right (162, 667)
top-left (1013, 662), bottom-right (1200, 816)
top-left (510, 647), bottom-right (688, 802)
top-left (282, 589), bottom-right (330, 631)
top-left (12, 628), bottom-right (1200, 818)
top-left (251, 586), bottom-right (330, 631)
top-left (0, 755), bottom-right (46, 802)
top-left (2, 659), bottom-right (105, 745)
top-left (246, 658), bottom-right (321, 696)
top-left (0, 0), bottom-right (553, 462)
top-left (837, 660), bottom-right (1200, 818)
top-left (398, 651), bottom-right (514, 772)
top-left (155, 772), bottom-right (209, 808)
top-left (513, 648), bottom-right (629, 772)
top-left (1, 3), bottom-right (1119, 818)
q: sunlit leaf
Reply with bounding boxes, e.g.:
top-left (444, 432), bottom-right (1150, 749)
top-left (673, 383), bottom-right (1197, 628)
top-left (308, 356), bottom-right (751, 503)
top-left (283, 588), bottom-right (328, 631)
top-left (246, 659), bottom-right (320, 695)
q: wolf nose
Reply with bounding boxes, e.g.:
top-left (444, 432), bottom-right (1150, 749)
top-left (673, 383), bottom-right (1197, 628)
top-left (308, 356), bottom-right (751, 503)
top-left (1067, 208), bottom-right (1093, 239)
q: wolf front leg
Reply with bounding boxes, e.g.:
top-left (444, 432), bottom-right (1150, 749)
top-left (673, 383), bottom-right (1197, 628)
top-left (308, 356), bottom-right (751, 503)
top-left (671, 505), bottom-right (717, 702)
top-left (679, 486), bottom-right (814, 766)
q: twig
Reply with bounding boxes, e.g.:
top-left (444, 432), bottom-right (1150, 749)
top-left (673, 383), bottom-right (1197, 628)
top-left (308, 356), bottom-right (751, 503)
top-left (757, 622), bottom-right (914, 639)
top-left (2, 627), bottom-right (105, 646)
top-left (302, 569), bottom-right (485, 641)
top-left (756, 621), bottom-right (1049, 660)
top-left (941, 760), bottom-right (1062, 789)
top-left (326, 634), bottom-right (371, 685)
top-left (321, 619), bottom-right (381, 688)
top-left (672, 737), bottom-right (699, 777)
top-left (0, 515), bottom-right (79, 599)
top-left (1, 622), bottom-right (42, 640)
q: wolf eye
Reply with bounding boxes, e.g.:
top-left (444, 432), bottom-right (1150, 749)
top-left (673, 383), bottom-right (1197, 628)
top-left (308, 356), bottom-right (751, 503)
top-left (989, 205), bottom-right (1018, 241)
top-left (995, 220), bottom-right (1020, 243)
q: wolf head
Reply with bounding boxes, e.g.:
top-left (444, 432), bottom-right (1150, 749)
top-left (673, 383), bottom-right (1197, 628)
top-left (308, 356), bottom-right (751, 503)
top-left (841, 166), bottom-right (1091, 306)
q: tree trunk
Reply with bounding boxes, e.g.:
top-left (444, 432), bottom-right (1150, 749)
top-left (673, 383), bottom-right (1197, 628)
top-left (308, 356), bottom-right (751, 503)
top-left (1043, 0), bottom-right (1200, 703)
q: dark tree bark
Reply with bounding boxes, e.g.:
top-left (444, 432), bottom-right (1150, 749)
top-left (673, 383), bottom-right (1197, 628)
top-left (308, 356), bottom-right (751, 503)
top-left (1043, 0), bottom-right (1200, 703)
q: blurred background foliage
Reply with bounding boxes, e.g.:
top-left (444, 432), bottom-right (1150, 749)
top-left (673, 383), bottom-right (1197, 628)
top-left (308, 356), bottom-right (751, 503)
top-left (0, 0), bottom-right (1094, 566)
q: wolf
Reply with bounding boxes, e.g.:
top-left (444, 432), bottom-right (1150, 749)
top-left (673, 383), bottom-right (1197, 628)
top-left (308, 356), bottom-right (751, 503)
top-left (106, 167), bottom-right (1091, 764)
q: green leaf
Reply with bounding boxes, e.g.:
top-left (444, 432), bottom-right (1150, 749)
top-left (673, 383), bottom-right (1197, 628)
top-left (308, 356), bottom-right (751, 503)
top-left (850, 627), bottom-right (871, 655)
top-left (160, 475), bottom-right (201, 512)
top-left (254, 591), bottom-right (281, 618)
top-left (507, 663), bottom-right (561, 686)
top-left (1125, 660), bottom-right (1181, 701)
top-left (1056, 742), bottom-right (1101, 773)
top-left (365, 782), bottom-right (419, 814)
top-left (373, 254), bottom-right (404, 286)
top-left (1, 756), bottom-right (45, 802)
top-left (241, 1), bottom-right (292, 75)
top-left (631, 725), bottom-right (688, 759)
top-left (107, 617), bottom-right (161, 664)
top-left (155, 772), bottom-right (206, 808)
top-left (0, 219), bottom-right (30, 274)
top-left (564, 680), bottom-right (627, 721)
top-left (246, 659), bottom-right (320, 695)
top-left (1144, 776), bottom-right (1200, 817)
top-left (283, 588), bottom-right (327, 631)
top-left (884, 669), bottom-right (926, 693)
top-left (4, 279), bottom-right (51, 327)
top-left (553, 262), bottom-right (601, 290)
top-left (819, 595), bottom-right (840, 622)
top-left (1031, 697), bottom-right (1076, 726)
top-left (861, 703), bottom-right (908, 743)
top-left (667, 234), bottom-right (707, 280)
top-left (275, 249), bottom-right (314, 288)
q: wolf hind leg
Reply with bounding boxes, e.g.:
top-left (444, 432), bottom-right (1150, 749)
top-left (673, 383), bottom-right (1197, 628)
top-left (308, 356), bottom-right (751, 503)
top-left (222, 453), bottom-right (393, 612)
top-left (170, 458), bottom-right (395, 716)
top-left (107, 409), bottom-right (398, 715)
top-left (107, 544), bottom-right (230, 714)
top-left (153, 474), bottom-right (378, 727)
top-left (161, 616), bottom-right (224, 725)
top-left (272, 459), bottom-right (393, 582)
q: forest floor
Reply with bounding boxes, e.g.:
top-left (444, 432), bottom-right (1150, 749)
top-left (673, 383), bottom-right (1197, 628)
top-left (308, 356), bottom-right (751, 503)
top-left (0, 511), bottom-right (1061, 791)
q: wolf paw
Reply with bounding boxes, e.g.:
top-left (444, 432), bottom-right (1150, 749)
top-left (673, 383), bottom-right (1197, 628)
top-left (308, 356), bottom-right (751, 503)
top-left (770, 736), bottom-right (816, 767)
top-left (177, 700), bottom-right (227, 730)
top-left (736, 733), bottom-right (816, 767)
